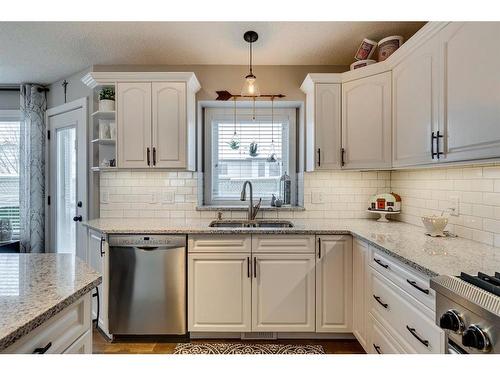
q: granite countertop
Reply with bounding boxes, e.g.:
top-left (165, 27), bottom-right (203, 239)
top-left (0, 254), bottom-right (101, 351)
top-left (84, 218), bottom-right (500, 278)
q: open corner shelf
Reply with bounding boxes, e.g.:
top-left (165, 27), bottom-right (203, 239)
top-left (91, 138), bottom-right (116, 145)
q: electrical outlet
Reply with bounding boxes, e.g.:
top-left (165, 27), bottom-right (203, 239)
top-left (449, 196), bottom-right (459, 216)
top-left (311, 192), bottom-right (324, 204)
top-left (100, 191), bottom-right (109, 203)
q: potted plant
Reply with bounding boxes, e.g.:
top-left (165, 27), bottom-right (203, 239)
top-left (249, 141), bottom-right (259, 157)
top-left (99, 88), bottom-right (115, 112)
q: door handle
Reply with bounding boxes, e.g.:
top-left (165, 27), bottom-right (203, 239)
top-left (373, 344), bottom-right (382, 354)
top-left (147, 147), bottom-right (151, 166)
top-left (373, 258), bottom-right (389, 269)
top-left (33, 342), bottom-right (52, 354)
top-left (153, 147), bottom-right (156, 166)
top-left (253, 257), bottom-right (257, 279)
top-left (406, 325), bottom-right (429, 347)
top-left (373, 294), bottom-right (388, 309)
top-left (247, 257), bottom-right (251, 278)
top-left (100, 237), bottom-right (105, 257)
top-left (431, 131), bottom-right (435, 159)
top-left (406, 279), bottom-right (430, 295)
top-left (318, 237), bottom-right (322, 259)
top-left (317, 148), bottom-right (321, 167)
top-left (341, 147), bottom-right (345, 166)
top-left (73, 215), bottom-right (83, 222)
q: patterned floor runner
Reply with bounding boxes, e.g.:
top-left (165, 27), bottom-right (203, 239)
top-left (174, 342), bottom-right (325, 354)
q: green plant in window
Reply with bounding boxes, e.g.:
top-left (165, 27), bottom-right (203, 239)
top-left (228, 137), bottom-right (240, 150)
top-left (99, 88), bottom-right (115, 101)
top-left (249, 141), bottom-right (259, 157)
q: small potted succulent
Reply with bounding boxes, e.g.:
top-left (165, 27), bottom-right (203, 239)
top-left (249, 141), bottom-right (259, 157)
top-left (99, 88), bottom-right (115, 112)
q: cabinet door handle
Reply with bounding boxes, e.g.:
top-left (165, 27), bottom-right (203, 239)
top-left (431, 131), bottom-right (435, 159)
top-left (373, 344), bottom-right (382, 354)
top-left (247, 257), bottom-right (251, 278)
top-left (373, 258), bottom-right (389, 269)
top-left (147, 147), bottom-right (151, 166)
top-left (373, 294), bottom-right (388, 309)
top-left (406, 279), bottom-right (430, 295)
top-left (33, 342), bottom-right (52, 354)
top-left (317, 148), bottom-right (321, 167)
top-left (153, 147), bottom-right (156, 166)
top-left (253, 257), bottom-right (257, 279)
top-left (341, 148), bottom-right (345, 167)
top-left (406, 325), bottom-right (429, 347)
top-left (100, 236), bottom-right (105, 257)
top-left (436, 130), bottom-right (443, 159)
top-left (318, 238), bottom-right (322, 259)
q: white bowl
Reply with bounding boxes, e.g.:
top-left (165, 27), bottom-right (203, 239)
top-left (421, 215), bottom-right (448, 237)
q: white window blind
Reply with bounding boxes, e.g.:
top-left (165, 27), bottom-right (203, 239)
top-left (0, 120), bottom-right (20, 236)
top-left (204, 107), bottom-right (296, 205)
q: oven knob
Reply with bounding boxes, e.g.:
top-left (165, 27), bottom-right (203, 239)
top-left (462, 325), bottom-right (491, 352)
top-left (439, 309), bottom-right (465, 333)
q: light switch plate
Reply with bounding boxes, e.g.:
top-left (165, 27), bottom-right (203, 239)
top-left (449, 196), bottom-right (459, 216)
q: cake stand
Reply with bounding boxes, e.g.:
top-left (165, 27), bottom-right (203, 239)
top-left (367, 210), bottom-right (401, 222)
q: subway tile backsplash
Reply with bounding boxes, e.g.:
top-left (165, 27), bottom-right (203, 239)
top-left (391, 163), bottom-right (500, 247)
top-left (99, 163), bottom-right (500, 248)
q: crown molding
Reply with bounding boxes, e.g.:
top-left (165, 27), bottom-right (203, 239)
top-left (81, 71), bottom-right (201, 92)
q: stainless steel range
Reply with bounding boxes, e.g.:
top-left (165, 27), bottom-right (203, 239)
top-left (431, 272), bottom-right (500, 354)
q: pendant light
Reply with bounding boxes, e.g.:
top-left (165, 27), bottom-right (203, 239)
top-left (241, 31), bottom-right (261, 97)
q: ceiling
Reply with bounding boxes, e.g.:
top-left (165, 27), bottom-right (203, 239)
top-left (0, 22), bottom-right (425, 84)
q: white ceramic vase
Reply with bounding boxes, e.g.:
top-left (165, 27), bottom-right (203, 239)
top-left (99, 99), bottom-right (115, 112)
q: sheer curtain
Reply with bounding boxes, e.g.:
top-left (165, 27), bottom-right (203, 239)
top-left (19, 84), bottom-right (47, 253)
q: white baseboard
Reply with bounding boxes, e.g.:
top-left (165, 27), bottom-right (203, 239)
top-left (189, 332), bottom-right (355, 340)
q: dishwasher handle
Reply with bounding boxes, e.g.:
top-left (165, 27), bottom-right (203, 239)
top-left (136, 246), bottom-right (160, 251)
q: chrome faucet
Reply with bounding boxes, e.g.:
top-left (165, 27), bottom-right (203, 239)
top-left (240, 181), bottom-right (262, 221)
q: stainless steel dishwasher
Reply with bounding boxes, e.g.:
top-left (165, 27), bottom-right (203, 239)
top-left (108, 234), bottom-right (186, 335)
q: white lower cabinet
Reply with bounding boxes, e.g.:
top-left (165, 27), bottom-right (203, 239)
top-left (352, 238), bottom-right (369, 348)
top-left (3, 293), bottom-right (92, 354)
top-left (368, 313), bottom-right (405, 354)
top-left (252, 253), bottom-right (316, 332)
top-left (188, 252), bottom-right (251, 332)
top-left (316, 235), bottom-right (353, 332)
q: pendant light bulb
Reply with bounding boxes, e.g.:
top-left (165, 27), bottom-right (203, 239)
top-left (241, 74), bottom-right (261, 97)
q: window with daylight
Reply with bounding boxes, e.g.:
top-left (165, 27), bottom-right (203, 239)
top-left (204, 106), bottom-right (297, 206)
top-left (0, 111), bottom-right (21, 237)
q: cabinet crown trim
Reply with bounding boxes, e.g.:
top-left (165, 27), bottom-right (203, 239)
top-left (81, 71), bottom-right (201, 92)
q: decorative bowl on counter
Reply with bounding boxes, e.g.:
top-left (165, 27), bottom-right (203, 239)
top-left (421, 215), bottom-right (448, 237)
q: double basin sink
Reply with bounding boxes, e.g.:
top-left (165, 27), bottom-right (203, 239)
top-left (209, 219), bottom-right (294, 228)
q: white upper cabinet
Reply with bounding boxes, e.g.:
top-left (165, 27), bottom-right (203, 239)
top-left (152, 82), bottom-right (187, 168)
top-left (83, 72), bottom-right (200, 171)
top-left (342, 72), bottom-right (392, 169)
top-left (117, 82), bottom-right (152, 168)
top-left (440, 22), bottom-right (500, 162)
top-left (392, 33), bottom-right (442, 167)
top-left (301, 76), bottom-right (342, 171)
top-left (316, 235), bottom-right (352, 333)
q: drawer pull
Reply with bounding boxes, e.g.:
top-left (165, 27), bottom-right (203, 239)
top-left (33, 342), bottom-right (52, 354)
top-left (373, 258), bottom-right (389, 269)
top-left (406, 279), bottom-right (430, 295)
top-left (373, 294), bottom-right (388, 309)
top-left (373, 344), bottom-right (382, 354)
top-left (406, 325), bottom-right (429, 347)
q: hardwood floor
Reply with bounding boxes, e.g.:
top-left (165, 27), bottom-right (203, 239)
top-left (92, 328), bottom-right (365, 354)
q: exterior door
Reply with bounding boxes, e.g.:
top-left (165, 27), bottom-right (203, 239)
top-left (152, 82), bottom-right (186, 168)
top-left (342, 72), bottom-right (392, 169)
top-left (252, 253), bottom-right (315, 332)
top-left (314, 83), bottom-right (341, 170)
top-left (316, 235), bottom-right (353, 332)
top-left (117, 82), bottom-right (152, 168)
top-left (47, 98), bottom-right (87, 259)
top-left (188, 253), bottom-right (252, 332)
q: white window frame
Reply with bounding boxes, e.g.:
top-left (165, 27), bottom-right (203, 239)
top-left (204, 106), bottom-right (297, 206)
top-left (0, 110), bottom-right (21, 239)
